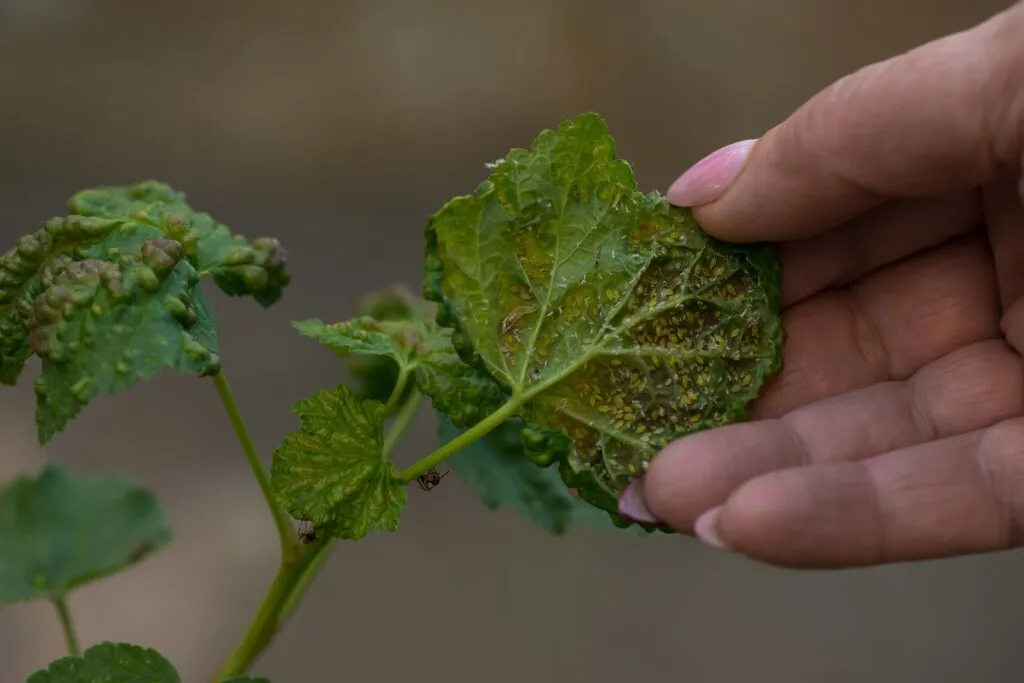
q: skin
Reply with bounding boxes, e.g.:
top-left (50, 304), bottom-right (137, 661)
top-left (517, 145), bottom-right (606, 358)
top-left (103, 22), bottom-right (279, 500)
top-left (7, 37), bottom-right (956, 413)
top-left (637, 0), bottom-right (1024, 568)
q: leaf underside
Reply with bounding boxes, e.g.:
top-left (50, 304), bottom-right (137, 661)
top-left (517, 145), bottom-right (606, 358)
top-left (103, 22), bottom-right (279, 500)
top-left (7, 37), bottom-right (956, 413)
top-left (0, 180), bottom-right (289, 443)
top-left (0, 464), bottom-right (171, 605)
top-left (424, 112), bottom-right (784, 515)
top-left (439, 414), bottom-right (648, 536)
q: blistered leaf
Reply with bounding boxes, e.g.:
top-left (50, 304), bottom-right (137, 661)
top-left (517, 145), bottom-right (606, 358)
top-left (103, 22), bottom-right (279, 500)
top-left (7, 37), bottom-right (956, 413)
top-left (424, 113), bottom-right (784, 514)
top-left (294, 316), bottom-right (506, 426)
top-left (0, 215), bottom-right (123, 385)
top-left (30, 240), bottom-right (220, 443)
top-left (27, 642), bottom-right (181, 683)
top-left (0, 181), bottom-right (288, 443)
top-left (270, 385), bottom-right (407, 540)
top-left (0, 465), bottom-right (170, 605)
top-left (439, 414), bottom-right (648, 535)
top-left (70, 181), bottom-right (290, 306)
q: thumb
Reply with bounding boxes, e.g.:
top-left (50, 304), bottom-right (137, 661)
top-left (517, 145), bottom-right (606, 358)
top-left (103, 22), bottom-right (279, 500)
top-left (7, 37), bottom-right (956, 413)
top-left (667, 2), bottom-right (1024, 242)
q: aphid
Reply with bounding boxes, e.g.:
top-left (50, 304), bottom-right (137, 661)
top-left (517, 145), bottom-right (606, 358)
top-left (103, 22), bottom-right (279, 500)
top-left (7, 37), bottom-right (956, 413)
top-left (415, 467), bottom-right (450, 491)
top-left (298, 520), bottom-right (319, 544)
top-left (500, 305), bottom-right (535, 336)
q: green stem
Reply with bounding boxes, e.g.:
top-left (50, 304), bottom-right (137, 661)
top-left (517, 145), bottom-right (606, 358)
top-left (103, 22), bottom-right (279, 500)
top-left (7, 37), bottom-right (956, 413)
top-left (399, 395), bottom-right (519, 481)
top-left (52, 596), bottom-right (79, 657)
top-left (275, 538), bottom-right (335, 627)
top-left (212, 552), bottom-right (308, 681)
top-left (382, 367), bottom-right (410, 415)
top-left (212, 372), bottom-right (299, 563)
top-left (384, 391), bottom-right (422, 456)
top-left (214, 384), bottom-right (427, 678)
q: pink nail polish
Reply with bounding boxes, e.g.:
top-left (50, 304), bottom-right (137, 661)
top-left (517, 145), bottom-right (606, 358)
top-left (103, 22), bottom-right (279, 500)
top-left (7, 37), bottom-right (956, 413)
top-left (666, 139), bottom-right (757, 207)
top-left (693, 506), bottom-right (731, 550)
top-left (617, 477), bottom-right (660, 524)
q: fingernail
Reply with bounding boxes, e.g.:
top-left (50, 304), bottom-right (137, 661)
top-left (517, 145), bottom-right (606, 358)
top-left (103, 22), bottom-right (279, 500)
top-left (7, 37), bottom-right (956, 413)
top-left (617, 477), bottom-right (660, 524)
top-left (693, 506), bottom-right (731, 550)
top-left (666, 139), bottom-right (757, 207)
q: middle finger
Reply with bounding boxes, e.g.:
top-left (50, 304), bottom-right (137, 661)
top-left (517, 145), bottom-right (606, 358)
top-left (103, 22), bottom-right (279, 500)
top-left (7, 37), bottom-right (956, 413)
top-left (755, 232), bottom-right (999, 418)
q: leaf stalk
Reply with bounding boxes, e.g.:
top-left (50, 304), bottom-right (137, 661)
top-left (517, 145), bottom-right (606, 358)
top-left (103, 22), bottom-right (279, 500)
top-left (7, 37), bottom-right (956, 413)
top-left (399, 395), bottom-right (519, 481)
top-left (211, 372), bottom-right (299, 564)
top-left (52, 596), bottom-right (80, 657)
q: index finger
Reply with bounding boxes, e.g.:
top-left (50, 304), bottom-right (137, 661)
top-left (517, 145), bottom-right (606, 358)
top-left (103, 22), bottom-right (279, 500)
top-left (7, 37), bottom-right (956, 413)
top-left (668, 2), bottom-right (1024, 242)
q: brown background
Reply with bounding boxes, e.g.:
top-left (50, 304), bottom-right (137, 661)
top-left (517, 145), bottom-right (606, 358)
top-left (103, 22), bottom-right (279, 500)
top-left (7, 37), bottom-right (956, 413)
top-left (1, 1), bottom-right (1022, 681)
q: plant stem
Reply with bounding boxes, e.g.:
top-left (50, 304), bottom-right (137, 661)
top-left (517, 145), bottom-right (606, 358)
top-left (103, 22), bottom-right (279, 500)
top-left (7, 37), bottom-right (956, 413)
top-left (384, 391), bottom-right (422, 456)
top-left (275, 538), bottom-right (335, 628)
top-left (214, 384), bottom-right (426, 679)
top-left (52, 596), bottom-right (79, 657)
top-left (213, 551), bottom-right (308, 681)
top-left (399, 395), bottom-right (519, 481)
top-left (382, 367), bottom-right (410, 415)
top-left (212, 372), bottom-right (299, 563)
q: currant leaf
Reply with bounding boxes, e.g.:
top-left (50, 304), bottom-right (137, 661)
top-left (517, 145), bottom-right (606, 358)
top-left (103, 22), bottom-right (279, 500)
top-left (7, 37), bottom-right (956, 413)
top-left (0, 465), bottom-right (170, 605)
top-left (26, 642), bottom-right (269, 683)
top-left (438, 414), bottom-right (650, 535)
top-left (424, 112), bottom-right (784, 514)
top-left (70, 181), bottom-right (290, 306)
top-left (27, 643), bottom-right (179, 683)
top-left (29, 240), bottom-right (220, 443)
top-left (269, 385), bottom-right (407, 541)
top-left (294, 316), bottom-right (506, 427)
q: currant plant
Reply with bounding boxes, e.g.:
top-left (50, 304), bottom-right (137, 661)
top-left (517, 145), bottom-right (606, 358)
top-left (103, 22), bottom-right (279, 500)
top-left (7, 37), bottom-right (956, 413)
top-left (0, 113), bottom-right (784, 681)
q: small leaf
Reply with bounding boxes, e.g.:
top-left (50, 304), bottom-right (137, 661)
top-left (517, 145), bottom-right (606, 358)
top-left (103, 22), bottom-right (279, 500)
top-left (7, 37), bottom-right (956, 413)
top-left (0, 465), bottom-right (170, 605)
top-left (295, 315), bottom-right (507, 427)
top-left (70, 181), bottom-right (290, 307)
top-left (439, 414), bottom-right (648, 536)
top-left (27, 642), bottom-right (181, 683)
top-left (424, 112), bottom-right (784, 515)
top-left (270, 385), bottom-right (407, 540)
top-left (29, 241), bottom-right (221, 443)
top-left (293, 317), bottom-right (425, 368)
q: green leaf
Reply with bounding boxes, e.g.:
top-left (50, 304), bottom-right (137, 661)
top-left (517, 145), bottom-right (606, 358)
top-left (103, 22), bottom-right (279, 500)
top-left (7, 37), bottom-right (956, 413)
top-left (424, 112), bottom-right (784, 515)
top-left (0, 215), bottom-right (124, 385)
top-left (27, 642), bottom-right (180, 683)
top-left (70, 181), bottom-right (290, 307)
top-left (270, 385), bottom-right (407, 540)
top-left (294, 315), bottom-right (507, 427)
top-left (30, 241), bottom-right (221, 443)
top-left (0, 465), bottom-right (170, 605)
top-left (0, 181), bottom-right (290, 443)
top-left (439, 414), bottom-right (648, 536)
top-left (293, 317), bottom-right (428, 368)
top-left (28, 642), bottom-right (274, 683)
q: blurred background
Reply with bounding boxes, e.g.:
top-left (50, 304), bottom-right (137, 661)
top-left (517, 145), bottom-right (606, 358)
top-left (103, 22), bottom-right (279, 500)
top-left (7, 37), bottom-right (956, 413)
top-left (1, 1), bottom-right (1022, 681)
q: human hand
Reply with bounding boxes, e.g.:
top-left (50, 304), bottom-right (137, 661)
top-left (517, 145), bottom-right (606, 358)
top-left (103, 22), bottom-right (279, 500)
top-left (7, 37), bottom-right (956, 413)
top-left (617, 1), bottom-right (1024, 568)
